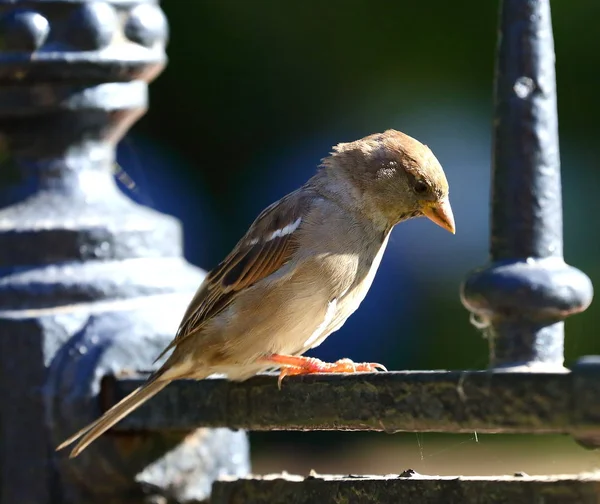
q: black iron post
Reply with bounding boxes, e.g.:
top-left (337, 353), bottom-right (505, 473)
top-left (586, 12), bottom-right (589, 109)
top-left (460, 0), bottom-right (593, 369)
top-left (0, 1), bottom-right (249, 503)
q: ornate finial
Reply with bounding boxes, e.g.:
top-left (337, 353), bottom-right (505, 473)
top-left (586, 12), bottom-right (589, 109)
top-left (460, 0), bottom-right (593, 369)
top-left (0, 2), bottom-right (249, 503)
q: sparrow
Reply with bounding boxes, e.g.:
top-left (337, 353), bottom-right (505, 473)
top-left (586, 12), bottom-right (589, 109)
top-left (57, 129), bottom-right (455, 458)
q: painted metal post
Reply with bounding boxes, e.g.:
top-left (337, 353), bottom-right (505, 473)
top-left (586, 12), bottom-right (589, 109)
top-left (0, 1), bottom-right (249, 503)
top-left (461, 0), bottom-right (593, 369)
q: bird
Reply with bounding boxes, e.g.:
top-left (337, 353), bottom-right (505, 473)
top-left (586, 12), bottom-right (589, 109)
top-left (56, 129), bottom-right (455, 458)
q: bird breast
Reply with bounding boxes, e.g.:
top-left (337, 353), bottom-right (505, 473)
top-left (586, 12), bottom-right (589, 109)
top-left (207, 206), bottom-right (390, 374)
top-left (299, 230), bottom-right (391, 352)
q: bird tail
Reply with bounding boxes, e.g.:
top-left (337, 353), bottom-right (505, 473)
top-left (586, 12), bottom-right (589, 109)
top-left (56, 376), bottom-right (169, 458)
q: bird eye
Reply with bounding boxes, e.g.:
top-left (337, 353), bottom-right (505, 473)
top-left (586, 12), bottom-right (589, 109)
top-left (414, 181), bottom-right (428, 194)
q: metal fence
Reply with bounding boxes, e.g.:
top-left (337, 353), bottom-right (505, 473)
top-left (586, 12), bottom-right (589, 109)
top-left (0, 0), bottom-right (596, 503)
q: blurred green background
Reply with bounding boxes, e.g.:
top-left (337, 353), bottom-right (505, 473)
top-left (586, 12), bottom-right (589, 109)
top-left (118, 0), bottom-right (600, 476)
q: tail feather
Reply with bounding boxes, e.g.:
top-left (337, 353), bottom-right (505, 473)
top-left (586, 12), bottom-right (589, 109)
top-left (56, 378), bottom-right (169, 458)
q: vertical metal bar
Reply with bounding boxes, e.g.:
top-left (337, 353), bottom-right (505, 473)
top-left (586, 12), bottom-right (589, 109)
top-left (492, 0), bottom-right (562, 261)
top-left (461, 0), bottom-right (593, 369)
top-left (0, 1), bottom-right (249, 503)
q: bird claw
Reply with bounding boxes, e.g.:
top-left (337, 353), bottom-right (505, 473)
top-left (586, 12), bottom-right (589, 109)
top-left (264, 355), bottom-right (387, 390)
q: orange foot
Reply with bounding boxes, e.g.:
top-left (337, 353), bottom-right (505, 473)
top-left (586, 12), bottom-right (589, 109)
top-left (262, 354), bottom-right (387, 389)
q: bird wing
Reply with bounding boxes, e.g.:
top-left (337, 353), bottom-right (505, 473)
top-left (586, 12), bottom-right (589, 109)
top-left (154, 188), bottom-right (314, 362)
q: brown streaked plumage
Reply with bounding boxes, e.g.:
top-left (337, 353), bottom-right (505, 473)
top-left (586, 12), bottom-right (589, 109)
top-left (56, 129), bottom-right (455, 458)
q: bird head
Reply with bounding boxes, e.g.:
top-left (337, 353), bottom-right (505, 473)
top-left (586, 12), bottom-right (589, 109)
top-left (320, 129), bottom-right (455, 234)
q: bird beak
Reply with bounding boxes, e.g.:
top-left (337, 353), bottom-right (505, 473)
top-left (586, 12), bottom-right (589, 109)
top-left (422, 197), bottom-right (455, 234)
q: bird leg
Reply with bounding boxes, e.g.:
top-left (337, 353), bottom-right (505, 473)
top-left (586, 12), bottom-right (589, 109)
top-left (263, 354), bottom-right (387, 389)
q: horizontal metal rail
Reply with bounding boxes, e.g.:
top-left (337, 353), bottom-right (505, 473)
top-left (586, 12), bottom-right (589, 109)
top-left (211, 472), bottom-right (600, 504)
top-left (106, 364), bottom-right (600, 440)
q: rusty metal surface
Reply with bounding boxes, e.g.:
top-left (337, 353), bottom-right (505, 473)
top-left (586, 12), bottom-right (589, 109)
top-left (108, 364), bottom-right (600, 439)
top-left (211, 472), bottom-right (600, 504)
